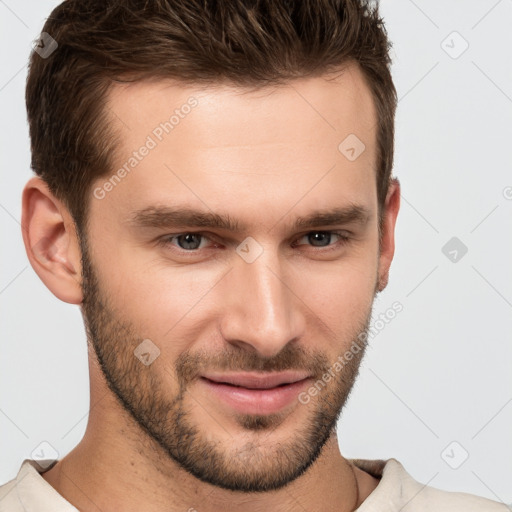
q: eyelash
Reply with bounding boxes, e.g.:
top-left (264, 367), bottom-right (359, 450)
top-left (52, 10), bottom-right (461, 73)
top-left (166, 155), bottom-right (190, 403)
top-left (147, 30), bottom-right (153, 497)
top-left (156, 230), bottom-right (351, 255)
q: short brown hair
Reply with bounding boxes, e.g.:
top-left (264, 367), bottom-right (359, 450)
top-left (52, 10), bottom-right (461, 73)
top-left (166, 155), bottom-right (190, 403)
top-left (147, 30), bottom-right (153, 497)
top-left (26, 0), bottom-right (396, 235)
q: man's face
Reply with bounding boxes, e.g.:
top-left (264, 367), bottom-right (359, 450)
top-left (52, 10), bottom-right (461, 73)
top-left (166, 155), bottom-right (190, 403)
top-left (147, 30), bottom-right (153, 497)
top-left (81, 62), bottom-right (384, 492)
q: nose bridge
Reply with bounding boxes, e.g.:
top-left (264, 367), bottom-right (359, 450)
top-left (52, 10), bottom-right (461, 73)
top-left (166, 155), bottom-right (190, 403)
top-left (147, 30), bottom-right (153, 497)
top-left (219, 246), bottom-right (304, 357)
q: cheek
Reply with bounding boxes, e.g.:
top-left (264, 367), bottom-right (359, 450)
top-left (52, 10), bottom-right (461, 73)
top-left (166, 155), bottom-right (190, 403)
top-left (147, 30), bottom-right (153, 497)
top-left (97, 254), bottom-right (223, 343)
top-left (291, 254), bottom-right (378, 337)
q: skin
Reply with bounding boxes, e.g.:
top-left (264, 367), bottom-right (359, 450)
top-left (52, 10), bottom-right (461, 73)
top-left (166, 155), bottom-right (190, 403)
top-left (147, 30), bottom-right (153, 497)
top-left (22, 60), bottom-right (400, 511)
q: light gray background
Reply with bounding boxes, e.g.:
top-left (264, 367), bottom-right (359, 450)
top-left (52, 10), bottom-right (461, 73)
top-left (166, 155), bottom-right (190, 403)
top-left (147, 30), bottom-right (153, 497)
top-left (1, 0), bottom-right (511, 504)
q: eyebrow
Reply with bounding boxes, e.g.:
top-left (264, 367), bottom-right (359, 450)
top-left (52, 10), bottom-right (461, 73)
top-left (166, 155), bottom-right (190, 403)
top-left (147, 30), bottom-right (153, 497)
top-left (127, 204), bottom-right (372, 233)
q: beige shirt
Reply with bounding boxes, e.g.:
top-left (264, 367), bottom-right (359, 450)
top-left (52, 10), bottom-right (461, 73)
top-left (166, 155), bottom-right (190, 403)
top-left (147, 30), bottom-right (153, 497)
top-left (0, 457), bottom-right (508, 511)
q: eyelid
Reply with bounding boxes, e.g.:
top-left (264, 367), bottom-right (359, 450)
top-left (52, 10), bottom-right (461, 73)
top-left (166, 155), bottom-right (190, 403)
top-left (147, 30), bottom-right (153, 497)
top-left (292, 230), bottom-right (351, 250)
top-left (156, 232), bottom-right (220, 251)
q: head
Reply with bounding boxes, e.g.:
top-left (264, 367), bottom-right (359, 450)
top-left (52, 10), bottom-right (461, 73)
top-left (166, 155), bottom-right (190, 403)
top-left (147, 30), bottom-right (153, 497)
top-left (22, 0), bottom-right (400, 493)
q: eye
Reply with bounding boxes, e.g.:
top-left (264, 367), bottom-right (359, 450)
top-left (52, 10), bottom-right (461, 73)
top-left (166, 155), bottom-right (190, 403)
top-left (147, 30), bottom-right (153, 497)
top-left (156, 230), bottom-right (351, 256)
top-left (158, 233), bottom-right (213, 251)
top-left (293, 230), bottom-right (350, 249)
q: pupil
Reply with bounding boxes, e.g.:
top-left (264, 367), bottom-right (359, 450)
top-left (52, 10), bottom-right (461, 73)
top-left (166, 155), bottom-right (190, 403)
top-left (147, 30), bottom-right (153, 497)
top-left (310, 232), bottom-right (330, 247)
top-left (179, 233), bottom-right (201, 250)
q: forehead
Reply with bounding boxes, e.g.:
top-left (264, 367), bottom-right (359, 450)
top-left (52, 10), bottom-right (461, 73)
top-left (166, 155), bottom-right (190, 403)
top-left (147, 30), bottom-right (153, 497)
top-left (96, 62), bottom-right (378, 227)
top-left (107, 62), bottom-right (376, 146)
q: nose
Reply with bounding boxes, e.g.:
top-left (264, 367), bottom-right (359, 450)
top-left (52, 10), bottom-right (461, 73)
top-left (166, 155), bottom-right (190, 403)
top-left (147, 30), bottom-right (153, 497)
top-left (218, 248), bottom-right (306, 359)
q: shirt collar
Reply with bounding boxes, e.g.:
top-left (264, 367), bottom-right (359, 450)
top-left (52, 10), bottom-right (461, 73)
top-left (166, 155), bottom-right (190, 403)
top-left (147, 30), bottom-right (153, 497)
top-left (15, 459), bottom-right (78, 512)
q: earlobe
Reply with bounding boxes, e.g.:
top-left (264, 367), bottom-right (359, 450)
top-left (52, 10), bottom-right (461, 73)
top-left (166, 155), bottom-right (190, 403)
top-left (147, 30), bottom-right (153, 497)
top-left (376, 177), bottom-right (401, 293)
top-left (21, 177), bottom-right (83, 305)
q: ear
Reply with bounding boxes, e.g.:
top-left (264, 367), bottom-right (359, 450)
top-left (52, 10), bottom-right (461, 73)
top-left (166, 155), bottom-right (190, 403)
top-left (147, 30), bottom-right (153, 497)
top-left (376, 177), bottom-right (400, 293)
top-left (21, 176), bottom-right (83, 304)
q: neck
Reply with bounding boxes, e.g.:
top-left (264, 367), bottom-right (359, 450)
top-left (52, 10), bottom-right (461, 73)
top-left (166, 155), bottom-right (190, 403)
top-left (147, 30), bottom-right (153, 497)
top-left (42, 373), bottom-right (378, 511)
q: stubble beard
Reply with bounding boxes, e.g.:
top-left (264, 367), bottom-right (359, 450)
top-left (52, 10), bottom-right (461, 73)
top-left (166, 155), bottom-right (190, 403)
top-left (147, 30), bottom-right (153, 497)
top-left (79, 236), bottom-right (374, 492)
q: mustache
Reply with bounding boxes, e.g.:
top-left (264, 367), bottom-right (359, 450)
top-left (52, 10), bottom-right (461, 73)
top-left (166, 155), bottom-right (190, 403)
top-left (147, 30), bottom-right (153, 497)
top-left (174, 344), bottom-right (331, 386)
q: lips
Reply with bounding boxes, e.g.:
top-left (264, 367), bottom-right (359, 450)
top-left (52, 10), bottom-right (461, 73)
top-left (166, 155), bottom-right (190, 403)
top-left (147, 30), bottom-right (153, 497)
top-left (199, 371), bottom-right (313, 415)
top-left (200, 371), bottom-right (311, 390)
